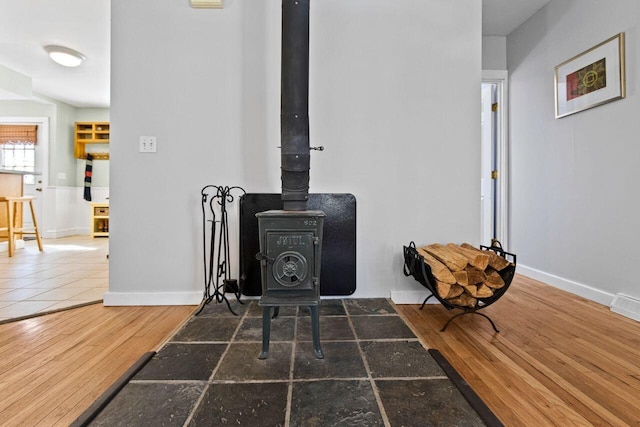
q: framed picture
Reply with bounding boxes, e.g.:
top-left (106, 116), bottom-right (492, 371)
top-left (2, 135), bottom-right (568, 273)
top-left (555, 33), bottom-right (626, 118)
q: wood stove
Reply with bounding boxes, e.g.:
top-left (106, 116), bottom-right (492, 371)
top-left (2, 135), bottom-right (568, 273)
top-left (257, 0), bottom-right (325, 359)
top-left (256, 210), bottom-right (325, 359)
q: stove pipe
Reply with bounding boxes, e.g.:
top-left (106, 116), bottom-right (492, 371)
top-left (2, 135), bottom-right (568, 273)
top-left (280, 0), bottom-right (310, 211)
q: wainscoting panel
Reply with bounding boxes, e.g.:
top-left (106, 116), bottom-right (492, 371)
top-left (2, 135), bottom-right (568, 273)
top-left (41, 186), bottom-right (109, 238)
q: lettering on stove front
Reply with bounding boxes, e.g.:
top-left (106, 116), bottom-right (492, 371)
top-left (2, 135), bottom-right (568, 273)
top-left (276, 235), bottom-right (306, 247)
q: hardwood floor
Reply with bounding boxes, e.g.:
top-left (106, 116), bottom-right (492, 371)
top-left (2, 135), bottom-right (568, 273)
top-left (0, 303), bottom-right (195, 426)
top-left (1, 274), bottom-right (639, 426)
top-left (396, 274), bottom-right (640, 426)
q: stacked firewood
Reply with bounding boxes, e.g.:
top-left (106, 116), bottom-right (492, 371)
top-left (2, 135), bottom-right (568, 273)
top-left (416, 243), bottom-right (512, 308)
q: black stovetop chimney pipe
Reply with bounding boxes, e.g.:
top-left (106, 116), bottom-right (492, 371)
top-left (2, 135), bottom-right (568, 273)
top-left (280, 0), bottom-right (310, 211)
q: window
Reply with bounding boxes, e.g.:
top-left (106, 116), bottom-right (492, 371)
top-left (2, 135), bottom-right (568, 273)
top-left (1, 143), bottom-right (36, 184)
top-left (0, 124), bottom-right (38, 185)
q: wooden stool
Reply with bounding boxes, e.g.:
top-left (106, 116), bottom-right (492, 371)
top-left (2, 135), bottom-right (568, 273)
top-left (0, 196), bottom-right (43, 257)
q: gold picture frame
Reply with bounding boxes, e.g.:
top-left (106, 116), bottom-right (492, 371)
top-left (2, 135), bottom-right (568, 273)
top-left (555, 33), bottom-right (626, 118)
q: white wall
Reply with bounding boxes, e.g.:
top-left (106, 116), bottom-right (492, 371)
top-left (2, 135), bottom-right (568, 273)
top-left (107, 0), bottom-right (481, 305)
top-left (483, 36), bottom-right (507, 70)
top-left (508, 0), bottom-right (640, 305)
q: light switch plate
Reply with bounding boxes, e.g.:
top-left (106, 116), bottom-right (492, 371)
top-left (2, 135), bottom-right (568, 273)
top-left (139, 136), bottom-right (157, 153)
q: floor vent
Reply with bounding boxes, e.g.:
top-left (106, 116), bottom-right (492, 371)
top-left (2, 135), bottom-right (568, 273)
top-left (610, 294), bottom-right (640, 322)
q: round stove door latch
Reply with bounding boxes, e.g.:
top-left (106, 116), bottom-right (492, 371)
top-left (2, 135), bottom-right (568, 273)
top-left (273, 251), bottom-right (308, 287)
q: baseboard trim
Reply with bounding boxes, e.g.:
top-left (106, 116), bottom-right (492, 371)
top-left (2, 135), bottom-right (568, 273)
top-left (391, 290), bottom-right (437, 305)
top-left (610, 294), bottom-right (640, 322)
top-left (42, 227), bottom-right (85, 239)
top-left (0, 240), bottom-right (25, 253)
top-left (103, 291), bottom-right (202, 306)
top-left (518, 264), bottom-right (614, 306)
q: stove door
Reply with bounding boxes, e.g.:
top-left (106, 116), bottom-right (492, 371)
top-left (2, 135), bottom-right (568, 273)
top-left (266, 232), bottom-right (315, 291)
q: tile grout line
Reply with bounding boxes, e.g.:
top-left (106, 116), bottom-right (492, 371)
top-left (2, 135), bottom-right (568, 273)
top-left (181, 300), bottom-right (250, 427)
top-left (130, 375), bottom-right (451, 385)
top-left (344, 301), bottom-right (392, 427)
top-left (284, 306), bottom-right (299, 427)
top-left (0, 236), bottom-right (109, 322)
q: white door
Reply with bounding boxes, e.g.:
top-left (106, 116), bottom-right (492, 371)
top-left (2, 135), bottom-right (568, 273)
top-left (480, 83), bottom-right (497, 246)
top-left (481, 72), bottom-right (510, 248)
top-left (21, 158), bottom-right (44, 231)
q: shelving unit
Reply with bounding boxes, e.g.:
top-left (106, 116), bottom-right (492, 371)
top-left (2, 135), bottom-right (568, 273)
top-left (90, 203), bottom-right (109, 238)
top-left (75, 122), bottom-right (110, 159)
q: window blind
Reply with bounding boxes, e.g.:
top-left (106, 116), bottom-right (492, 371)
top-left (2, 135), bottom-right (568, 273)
top-left (0, 125), bottom-right (38, 144)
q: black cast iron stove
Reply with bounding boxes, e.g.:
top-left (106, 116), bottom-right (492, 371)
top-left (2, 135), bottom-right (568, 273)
top-left (256, 210), bottom-right (324, 359)
top-left (256, 0), bottom-right (325, 359)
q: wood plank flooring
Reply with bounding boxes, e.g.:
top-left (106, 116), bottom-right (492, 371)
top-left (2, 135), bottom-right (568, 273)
top-left (0, 303), bottom-right (195, 426)
top-left (2, 274), bottom-right (639, 426)
top-left (395, 274), bottom-right (640, 426)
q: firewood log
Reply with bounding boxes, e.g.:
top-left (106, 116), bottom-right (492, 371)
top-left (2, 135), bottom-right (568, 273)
top-left (422, 244), bottom-right (467, 271)
top-left (446, 243), bottom-right (490, 270)
top-left (416, 248), bottom-right (456, 284)
top-left (484, 268), bottom-right (505, 289)
top-left (445, 284), bottom-right (465, 299)
top-left (448, 293), bottom-right (477, 308)
top-left (463, 285), bottom-right (478, 297)
top-left (452, 270), bottom-right (468, 286)
top-left (476, 284), bottom-right (494, 298)
top-left (460, 243), bottom-right (511, 271)
top-left (434, 280), bottom-right (451, 299)
top-left (464, 266), bottom-right (487, 285)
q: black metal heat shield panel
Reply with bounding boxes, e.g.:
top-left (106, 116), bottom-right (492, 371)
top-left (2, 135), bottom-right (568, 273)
top-left (239, 193), bottom-right (356, 296)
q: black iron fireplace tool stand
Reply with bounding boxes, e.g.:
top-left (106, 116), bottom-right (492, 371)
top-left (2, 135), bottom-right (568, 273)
top-left (403, 241), bottom-right (516, 332)
top-left (195, 185), bottom-right (246, 316)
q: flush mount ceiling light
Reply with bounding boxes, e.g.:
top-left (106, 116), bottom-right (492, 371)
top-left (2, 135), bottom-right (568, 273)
top-left (44, 45), bottom-right (86, 67)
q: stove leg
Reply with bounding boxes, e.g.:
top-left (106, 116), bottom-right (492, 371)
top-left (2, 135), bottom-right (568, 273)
top-left (259, 306), bottom-right (272, 359)
top-left (309, 305), bottom-right (324, 359)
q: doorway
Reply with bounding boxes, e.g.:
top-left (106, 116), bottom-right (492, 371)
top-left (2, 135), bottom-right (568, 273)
top-left (481, 71), bottom-right (508, 247)
top-left (0, 117), bottom-right (48, 232)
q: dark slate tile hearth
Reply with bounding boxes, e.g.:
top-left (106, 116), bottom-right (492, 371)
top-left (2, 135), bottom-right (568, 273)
top-left (90, 382), bottom-right (204, 426)
top-left (86, 299), bottom-right (491, 426)
top-left (298, 298), bottom-right (347, 316)
top-left (214, 342), bottom-right (292, 381)
top-left (190, 382), bottom-right (288, 426)
top-left (296, 315), bottom-right (355, 341)
top-left (290, 380), bottom-right (384, 426)
top-left (235, 316), bottom-right (296, 342)
top-left (376, 379), bottom-right (485, 426)
top-left (171, 316), bottom-right (240, 342)
top-left (361, 340), bottom-right (444, 378)
top-left (294, 341), bottom-right (367, 379)
top-left (134, 343), bottom-right (226, 381)
top-left (350, 313), bottom-right (416, 340)
top-left (344, 298), bottom-right (396, 315)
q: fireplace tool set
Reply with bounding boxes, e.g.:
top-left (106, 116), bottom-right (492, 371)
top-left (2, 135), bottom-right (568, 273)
top-left (403, 241), bottom-right (516, 332)
top-left (196, 184), bottom-right (246, 316)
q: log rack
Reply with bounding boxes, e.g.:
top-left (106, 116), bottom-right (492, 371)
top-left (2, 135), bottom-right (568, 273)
top-left (403, 241), bottom-right (516, 332)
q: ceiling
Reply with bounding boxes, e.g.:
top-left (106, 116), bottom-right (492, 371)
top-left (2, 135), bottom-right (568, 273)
top-left (0, 0), bottom-right (550, 109)
top-left (0, 0), bottom-right (110, 108)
